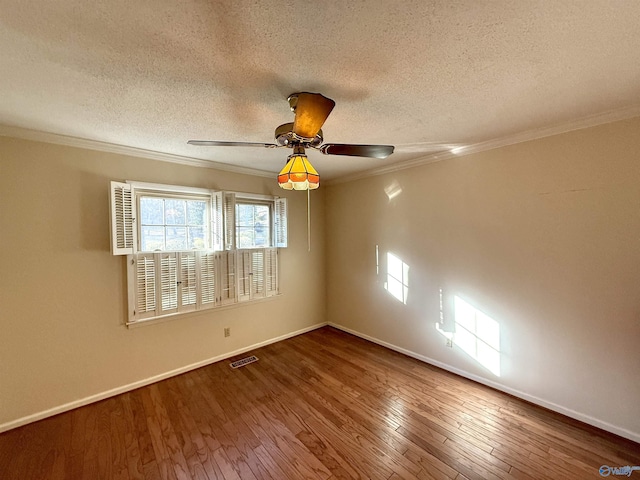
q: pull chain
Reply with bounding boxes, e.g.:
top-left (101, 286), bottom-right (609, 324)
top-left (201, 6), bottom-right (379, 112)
top-left (307, 188), bottom-right (311, 252)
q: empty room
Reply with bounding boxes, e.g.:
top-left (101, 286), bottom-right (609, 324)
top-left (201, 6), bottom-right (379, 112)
top-left (1, 1), bottom-right (639, 479)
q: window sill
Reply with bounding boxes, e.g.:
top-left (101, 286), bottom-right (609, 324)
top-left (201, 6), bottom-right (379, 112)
top-left (125, 293), bottom-right (283, 329)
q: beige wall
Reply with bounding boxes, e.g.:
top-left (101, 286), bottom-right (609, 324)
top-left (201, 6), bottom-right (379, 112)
top-left (2, 117), bottom-right (639, 442)
top-left (0, 137), bottom-right (326, 429)
top-left (325, 117), bottom-right (640, 442)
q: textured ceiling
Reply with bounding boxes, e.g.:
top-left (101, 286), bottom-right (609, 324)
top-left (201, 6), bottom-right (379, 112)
top-left (1, 1), bottom-right (640, 180)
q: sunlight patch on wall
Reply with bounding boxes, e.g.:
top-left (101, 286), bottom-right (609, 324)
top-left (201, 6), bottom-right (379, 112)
top-left (384, 180), bottom-right (402, 200)
top-left (385, 252), bottom-right (409, 304)
top-left (454, 296), bottom-right (501, 376)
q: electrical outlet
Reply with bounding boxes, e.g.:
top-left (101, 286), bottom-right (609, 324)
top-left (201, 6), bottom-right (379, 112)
top-left (224, 327), bottom-right (230, 338)
top-left (446, 338), bottom-right (453, 348)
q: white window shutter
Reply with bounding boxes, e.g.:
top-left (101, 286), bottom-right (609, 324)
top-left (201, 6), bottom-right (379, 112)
top-left (129, 254), bottom-right (157, 322)
top-left (251, 250), bottom-right (265, 299)
top-left (114, 182), bottom-right (286, 324)
top-left (110, 181), bottom-right (135, 255)
top-left (211, 191), bottom-right (224, 251)
top-left (237, 250), bottom-right (252, 302)
top-left (179, 252), bottom-right (197, 312)
top-left (274, 197), bottom-right (287, 248)
top-left (224, 192), bottom-right (236, 250)
top-left (264, 248), bottom-right (278, 297)
top-left (159, 253), bottom-right (178, 315)
top-left (198, 251), bottom-right (216, 309)
top-left (219, 251), bottom-right (236, 305)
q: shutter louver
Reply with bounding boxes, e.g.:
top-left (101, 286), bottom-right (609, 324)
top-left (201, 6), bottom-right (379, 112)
top-left (265, 248), bottom-right (278, 297)
top-left (133, 254), bottom-right (157, 320)
top-left (274, 197), bottom-right (287, 248)
top-left (224, 193), bottom-right (236, 250)
top-left (180, 252), bottom-right (197, 312)
top-left (199, 252), bottom-right (216, 308)
top-left (251, 250), bottom-right (265, 298)
top-left (237, 250), bottom-right (252, 302)
top-left (220, 251), bottom-right (236, 304)
top-left (110, 181), bottom-right (135, 255)
top-left (212, 191), bottom-right (224, 251)
top-left (160, 253), bottom-right (178, 314)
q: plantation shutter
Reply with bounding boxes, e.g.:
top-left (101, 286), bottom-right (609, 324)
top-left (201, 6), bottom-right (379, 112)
top-left (274, 197), bottom-right (287, 248)
top-left (113, 181), bottom-right (285, 324)
top-left (199, 251), bottom-right (216, 309)
top-left (129, 253), bottom-right (157, 322)
top-left (251, 250), bottom-right (265, 299)
top-left (219, 251), bottom-right (236, 305)
top-left (224, 193), bottom-right (236, 250)
top-left (237, 250), bottom-right (252, 302)
top-left (264, 248), bottom-right (278, 297)
top-left (110, 181), bottom-right (135, 255)
top-left (159, 253), bottom-right (178, 315)
top-left (211, 191), bottom-right (224, 251)
top-left (179, 252), bottom-right (197, 313)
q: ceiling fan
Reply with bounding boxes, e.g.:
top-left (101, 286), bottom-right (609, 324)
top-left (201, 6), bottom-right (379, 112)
top-left (188, 92), bottom-right (394, 189)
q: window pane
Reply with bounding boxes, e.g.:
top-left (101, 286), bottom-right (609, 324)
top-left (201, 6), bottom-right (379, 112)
top-left (166, 227), bottom-right (187, 250)
top-left (140, 197), bottom-right (163, 225)
top-left (165, 199), bottom-right (186, 225)
top-left (254, 218), bottom-right (269, 247)
top-left (237, 226), bottom-right (255, 249)
top-left (187, 200), bottom-right (207, 226)
top-left (138, 195), bottom-right (212, 252)
top-left (237, 204), bottom-right (255, 224)
top-left (140, 226), bottom-right (165, 251)
top-left (236, 203), bottom-right (271, 248)
top-left (188, 226), bottom-right (206, 249)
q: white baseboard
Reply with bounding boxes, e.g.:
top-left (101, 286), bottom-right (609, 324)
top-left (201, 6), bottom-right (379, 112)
top-left (328, 322), bottom-right (640, 444)
top-left (0, 322), bottom-right (327, 433)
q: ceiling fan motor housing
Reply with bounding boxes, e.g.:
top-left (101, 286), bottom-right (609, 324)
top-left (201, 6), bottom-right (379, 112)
top-left (275, 123), bottom-right (323, 148)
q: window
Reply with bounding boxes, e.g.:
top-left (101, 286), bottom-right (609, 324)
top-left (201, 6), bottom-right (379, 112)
top-left (139, 195), bottom-right (210, 251)
top-left (110, 181), bottom-right (287, 325)
top-left (236, 201), bottom-right (271, 249)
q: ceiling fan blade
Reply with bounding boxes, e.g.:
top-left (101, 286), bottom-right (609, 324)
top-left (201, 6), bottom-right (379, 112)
top-left (188, 140), bottom-right (278, 148)
top-left (319, 143), bottom-right (394, 159)
top-left (292, 92), bottom-right (335, 140)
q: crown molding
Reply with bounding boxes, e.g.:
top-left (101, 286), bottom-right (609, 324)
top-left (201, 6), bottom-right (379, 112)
top-left (3, 104), bottom-right (639, 185)
top-left (0, 125), bottom-right (275, 179)
top-left (326, 105), bottom-right (640, 185)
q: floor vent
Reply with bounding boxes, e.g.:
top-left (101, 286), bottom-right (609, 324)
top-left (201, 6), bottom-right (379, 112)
top-left (230, 355), bottom-right (259, 369)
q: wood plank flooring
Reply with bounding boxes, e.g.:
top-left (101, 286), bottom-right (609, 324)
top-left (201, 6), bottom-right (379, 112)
top-left (1, 326), bottom-right (638, 479)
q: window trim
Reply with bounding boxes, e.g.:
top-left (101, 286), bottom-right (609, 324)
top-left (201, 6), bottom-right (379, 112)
top-left (235, 199), bottom-right (273, 250)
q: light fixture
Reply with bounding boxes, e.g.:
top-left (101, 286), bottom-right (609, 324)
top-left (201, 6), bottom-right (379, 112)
top-left (277, 146), bottom-right (320, 190)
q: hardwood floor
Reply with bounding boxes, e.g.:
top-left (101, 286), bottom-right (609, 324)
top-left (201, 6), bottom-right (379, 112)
top-left (1, 326), bottom-right (638, 479)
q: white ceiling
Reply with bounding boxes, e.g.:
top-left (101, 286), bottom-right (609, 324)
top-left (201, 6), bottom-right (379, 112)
top-left (1, 1), bottom-right (640, 181)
